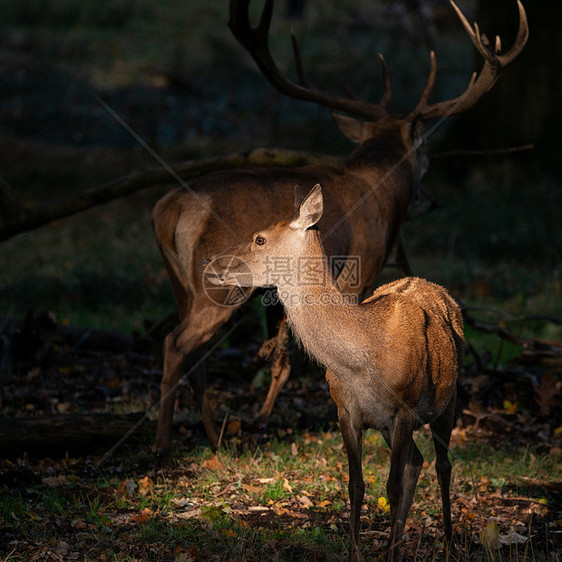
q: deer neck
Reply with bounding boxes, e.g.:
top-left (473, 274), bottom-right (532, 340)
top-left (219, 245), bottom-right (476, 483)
top-left (275, 230), bottom-right (371, 372)
top-left (344, 133), bottom-right (417, 191)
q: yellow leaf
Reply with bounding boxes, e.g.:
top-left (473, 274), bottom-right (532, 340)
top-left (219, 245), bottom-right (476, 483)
top-left (377, 497), bottom-right (390, 512)
top-left (503, 400), bottom-right (518, 414)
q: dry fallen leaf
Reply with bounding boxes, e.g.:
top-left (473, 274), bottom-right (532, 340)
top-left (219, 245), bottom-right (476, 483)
top-left (480, 520), bottom-right (500, 551)
top-left (42, 475), bottom-right (69, 487)
top-left (132, 507), bottom-right (153, 524)
top-left (499, 531), bottom-right (527, 545)
top-left (241, 483), bottom-right (261, 494)
top-left (227, 419), bottom-right (241, 436)
top-left (138, 476), bottom-right (154, 497)
top-left (534, 371), bottom-right (560, 416)
top-left (297, 494), bottom-right (313, 508)
top-left (202, 454), bottom-right (225, 472)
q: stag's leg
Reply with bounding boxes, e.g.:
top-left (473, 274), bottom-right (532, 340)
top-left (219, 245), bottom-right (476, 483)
top-left (385, 413), bottom-right (421, 561)
top-left (153, 301), bottom-right (235, 463)
top-left (253, 316), bottom-right (291, 426)
top-left (187, 347), bottom-right (220, 449)
top-left (430, 388), bottom-right (457, 545)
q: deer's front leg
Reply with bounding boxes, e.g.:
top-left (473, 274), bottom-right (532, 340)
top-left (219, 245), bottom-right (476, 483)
top-left (337, 408), bottom-right (364, 559)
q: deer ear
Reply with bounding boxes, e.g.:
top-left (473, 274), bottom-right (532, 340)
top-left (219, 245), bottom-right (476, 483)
top-left (290, 184), bottom-right (323, 231)
top-left (330, 111), bottom-right (365, 144)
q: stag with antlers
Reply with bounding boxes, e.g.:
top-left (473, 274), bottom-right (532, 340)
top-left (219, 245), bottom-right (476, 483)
top-left (151, 0), bottom-right (527, 463)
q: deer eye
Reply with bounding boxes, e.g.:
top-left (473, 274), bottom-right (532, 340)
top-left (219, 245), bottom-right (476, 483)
top-left (254, 235), bottom-right (266, 246)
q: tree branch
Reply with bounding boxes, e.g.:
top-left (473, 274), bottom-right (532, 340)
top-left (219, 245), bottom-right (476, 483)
top-left (0, 148), bottom-right (338, 243)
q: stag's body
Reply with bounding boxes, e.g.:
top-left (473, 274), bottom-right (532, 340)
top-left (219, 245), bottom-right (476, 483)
top-left (206, 185), bottom-right (464, 560)
top-left (152, 0), bottom-right (527, 461)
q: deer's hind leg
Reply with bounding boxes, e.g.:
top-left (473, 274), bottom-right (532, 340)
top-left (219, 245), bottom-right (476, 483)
top-left (429, 387), bottom-right (457, 544)
top-left (154, 298), bottom-right (236, 462)
top-left (384, 412), bottom-right (423, 561)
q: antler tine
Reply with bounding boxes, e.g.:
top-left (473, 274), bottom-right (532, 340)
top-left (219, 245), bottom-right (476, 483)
top-left (408, 51), bottom-right (437, 119)
top-left (228, 0), bottom-right (388, 121)
top-left (497, 0), bottom-right (529, 65)
top-left (378, 54), bottom-right (392, 108)
top-left (257, 0), bottom-right (274, 39)
top-left (411, 0), bottom-right (528, 122)
top-left (291, 32), bottom-right (311, 88)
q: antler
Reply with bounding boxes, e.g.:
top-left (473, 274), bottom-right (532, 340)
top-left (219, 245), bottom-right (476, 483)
top-left (409, 0), bottom-right (529, 122)
top-left (228, 0), bottom-right (389, 121)
top-left (229, 0), bottom-right (528, 124)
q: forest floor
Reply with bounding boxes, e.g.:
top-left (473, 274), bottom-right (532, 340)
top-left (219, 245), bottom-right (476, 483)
top-left (1, 314), bottom-right (561, 561)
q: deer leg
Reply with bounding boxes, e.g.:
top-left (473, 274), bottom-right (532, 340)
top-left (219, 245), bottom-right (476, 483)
top-left (338, 404), bottom-right (364, 562)
top-left (189, 354), bottom-right (220, 449)
top-left (253, 316), bottom-right (291, 426)
top-left (153, 326), bottom-right (188, 464)
top-left (430, 388), bottom-right (457, 545)
top-left (385, 413), bottom-right (419, 561)
top-left (153, 303), bottom-right (235, 463)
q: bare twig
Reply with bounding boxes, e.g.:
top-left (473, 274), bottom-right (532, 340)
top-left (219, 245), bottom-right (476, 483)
top-left (431, 143), bottom-right (534, 159)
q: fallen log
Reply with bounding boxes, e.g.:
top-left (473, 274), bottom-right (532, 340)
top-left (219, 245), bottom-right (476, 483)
top-left (0, 413), bottom-right (155, 458)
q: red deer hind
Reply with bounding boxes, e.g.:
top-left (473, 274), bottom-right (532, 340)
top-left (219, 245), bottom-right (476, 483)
top-left (204, 183), bottom-right (465, 560)
top-left (151, 0), bottom-right (527, 462)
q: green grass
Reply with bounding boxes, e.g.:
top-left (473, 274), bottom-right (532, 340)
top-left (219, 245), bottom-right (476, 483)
top-left (1, 431), bottom-right (559, 560)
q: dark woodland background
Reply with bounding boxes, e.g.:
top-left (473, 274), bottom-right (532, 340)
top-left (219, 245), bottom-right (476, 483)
top-left (0, 0), bottom-right (561, 560)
